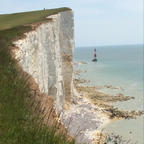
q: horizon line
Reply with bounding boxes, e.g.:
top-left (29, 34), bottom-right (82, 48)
top-left (76, 43), bottom-right (144, 48)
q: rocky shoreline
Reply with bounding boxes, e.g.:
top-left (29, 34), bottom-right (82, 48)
top-left (75, 79), bottom-right (144, 120)
top-left (60, 61), bottom-right (144, 143)
top-left (61, 88), bottom-right (110, 144)
top-left (62, 66), bottom-right (144, 143)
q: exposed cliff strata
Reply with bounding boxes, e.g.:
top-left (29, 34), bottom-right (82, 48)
top-left (13, 10), bottom-right (74, 113)
top-left (13, 10), bottom-right (109, 144)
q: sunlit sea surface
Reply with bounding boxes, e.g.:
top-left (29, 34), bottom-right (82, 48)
top-left (74, 45), bottom-right (144, 144)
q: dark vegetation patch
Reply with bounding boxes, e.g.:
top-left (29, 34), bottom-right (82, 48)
top-left (97, 132), bottom-right (136, 144)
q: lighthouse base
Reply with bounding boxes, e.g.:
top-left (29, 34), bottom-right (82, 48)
top-left (92, 58), bottom-right (97, 62)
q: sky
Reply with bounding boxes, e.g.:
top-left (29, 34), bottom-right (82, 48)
top-left (0, 0), bottom-right (143, 46)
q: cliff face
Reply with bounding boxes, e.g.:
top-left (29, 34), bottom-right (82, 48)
top-left (13, 10), bottom-right (74, 113)
top-left (12, 10), bottom-right (109, 144)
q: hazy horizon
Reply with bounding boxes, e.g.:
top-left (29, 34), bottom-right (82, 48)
top-left (76, 43), bottom-right (144, 48)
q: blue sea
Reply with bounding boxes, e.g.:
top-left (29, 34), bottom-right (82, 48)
top-left (74, 44), bottom-right (144, 144)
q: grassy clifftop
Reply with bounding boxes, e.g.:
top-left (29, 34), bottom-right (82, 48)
top-left (0, 7), bottom-right (71, 30)
top-left (0, 8), bottom-right (74, 144)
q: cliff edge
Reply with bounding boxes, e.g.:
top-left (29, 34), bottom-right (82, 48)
top-left (10, 9), bottom-right (108, 144)
top-left (13, 10), bottom-right (75, 113)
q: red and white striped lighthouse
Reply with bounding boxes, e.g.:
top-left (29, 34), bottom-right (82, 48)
top-left (92, 48), bottom-right (97, 62)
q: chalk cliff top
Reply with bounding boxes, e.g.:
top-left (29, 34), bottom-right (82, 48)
top-left (0, 7), bottom-right (72, 31)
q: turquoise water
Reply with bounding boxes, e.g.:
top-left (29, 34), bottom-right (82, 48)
top-left (74, 44), bottom-right (144, 143)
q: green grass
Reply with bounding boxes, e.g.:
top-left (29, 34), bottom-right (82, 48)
top-left (0, 8), bottom-right (75, 144)
top-left (0, 7), bottom-right (71, 31)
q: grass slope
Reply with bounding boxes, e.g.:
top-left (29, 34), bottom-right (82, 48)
top-left (0, 7), bottom-right (71, 30)
top-left (0, 8), bottom-right (74, 144)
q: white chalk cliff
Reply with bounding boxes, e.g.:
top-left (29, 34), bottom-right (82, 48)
top-left (14, 10), bottom-right (74, 113)
top-left (13, 10), bottom-right (108, 144)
